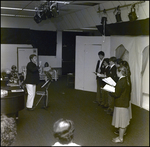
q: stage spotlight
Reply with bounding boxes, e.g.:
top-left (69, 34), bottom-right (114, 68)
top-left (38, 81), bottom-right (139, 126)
top-left (128, 4), bottom-right (138, 21)
top-left (40, 11), bottom-right (47, 20)
top-left (34, 13), bottom-right (42, 23)
top-left (51, 6), bottom-right (59, 17)
top-left (45, 9), bottom-right (53, 18)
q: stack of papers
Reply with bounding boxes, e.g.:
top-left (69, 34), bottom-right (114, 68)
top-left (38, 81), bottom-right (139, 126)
top-left (7, 83), bottom-right (20, 87)
top-left (101, 84), bottom-right (115, 93)
top-left (11, 89), bottom-right (24, 92)
top-left (102, 77), bottom-right (116, 86)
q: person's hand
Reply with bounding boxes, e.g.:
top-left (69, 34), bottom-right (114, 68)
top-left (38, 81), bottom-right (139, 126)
top-left (39, 61), bottom-right (42, 67)
top-left (97, 73), bottom-right (101, 77)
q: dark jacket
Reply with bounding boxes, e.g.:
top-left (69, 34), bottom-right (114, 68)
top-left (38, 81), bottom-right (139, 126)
top-left (110, 77), bottom-right (131, 108)
top-left (104, 65), bottom-right (110, 77)
top-left (108, 65), bottom-right (118, 82)
top-left (24, 61), bottom-right (40, 85)
top-left (95, 60), bottom-right (105, 74)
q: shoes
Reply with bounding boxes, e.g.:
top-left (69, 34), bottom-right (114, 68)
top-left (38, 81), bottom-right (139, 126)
top-left (93, 100), bottom-right (98, 103)
top-left (104, 108), bottom-right (109, 112)
top-left (26, 107), bottom-right (34, 111)
top-left (41, 106), bottom-right (48, 110)
top-left (112, 137), bottom-right (123, 143)
top-left (103, 104), bottom-right (109, 108)
top-left (114, 130), bottom-right (127, 136)
top-left (93, 101), bottom-right (101, 105)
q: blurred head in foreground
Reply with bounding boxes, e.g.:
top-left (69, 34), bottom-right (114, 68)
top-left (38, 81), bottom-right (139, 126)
top-left (53, 118), bottom-right (75, 145)
top-left (1, 114), bottom-right (17, 146)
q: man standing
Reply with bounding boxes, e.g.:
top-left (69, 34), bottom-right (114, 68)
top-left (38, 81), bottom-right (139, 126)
top-left (24, 54), bottom-right (40, 111)
top-left (94, 51), bottom-right (105, 105)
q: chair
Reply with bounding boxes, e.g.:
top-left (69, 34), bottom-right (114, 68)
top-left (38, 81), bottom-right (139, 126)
top-left (67, 73), bottom-right (75, 86)
top-left (33, 79), bottom-right (51, 109)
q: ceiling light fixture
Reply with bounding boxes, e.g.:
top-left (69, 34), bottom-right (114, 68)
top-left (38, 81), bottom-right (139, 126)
top-left (33, 1), bottom-right (60, 24)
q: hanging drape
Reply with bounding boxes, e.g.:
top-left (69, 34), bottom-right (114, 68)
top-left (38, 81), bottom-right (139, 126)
top-left (141, 46), bottom-right (149, 75)
top-left (116, 44), bottom-right (126, 58)
top-left (140, 45), bottom-right (149, 107)
top-left (111, 36), bottom-right (149, 107)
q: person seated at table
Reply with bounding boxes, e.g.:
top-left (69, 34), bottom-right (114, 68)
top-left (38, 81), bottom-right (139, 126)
top-left (52, 118), bottom-right (81, 146)
top-left (10, 65), bottom-right (19, 83)
top-left (1, 114), bottom-right (17, 146)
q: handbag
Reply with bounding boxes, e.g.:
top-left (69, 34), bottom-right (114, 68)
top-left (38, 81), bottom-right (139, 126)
top-left (128, 7), bottom-right (138, 21)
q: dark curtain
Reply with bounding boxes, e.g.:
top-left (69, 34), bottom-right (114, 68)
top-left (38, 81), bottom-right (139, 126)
top-left (1, 28), bottom-right (57, 56)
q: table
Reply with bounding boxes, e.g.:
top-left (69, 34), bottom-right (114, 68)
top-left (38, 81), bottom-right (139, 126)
top-left (1, 85), bottom-right (25, 119)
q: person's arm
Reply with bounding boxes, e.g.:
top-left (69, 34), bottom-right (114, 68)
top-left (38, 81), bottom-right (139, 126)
top-left (109, 79), bottom-right (125, 98)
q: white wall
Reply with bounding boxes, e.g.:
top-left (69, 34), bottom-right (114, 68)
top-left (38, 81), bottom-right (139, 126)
top-left (75, 36), bottom-right (110, 92)
top-left (1, 44), bottom-right (32, 71)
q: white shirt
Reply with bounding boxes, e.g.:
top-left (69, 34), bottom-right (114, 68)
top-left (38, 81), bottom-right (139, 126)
top-left (52, 142), bottom-right (81, 146)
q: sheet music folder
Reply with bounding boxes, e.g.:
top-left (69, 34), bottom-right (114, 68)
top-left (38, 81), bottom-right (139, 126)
top-left (101, 84), bottom-right (115, 93)
top-left (102, 77), bottom-right (116, 86)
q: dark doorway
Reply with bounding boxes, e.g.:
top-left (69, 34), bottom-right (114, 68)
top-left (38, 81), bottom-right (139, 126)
top-left (62, 31), bottom-right (89, 75)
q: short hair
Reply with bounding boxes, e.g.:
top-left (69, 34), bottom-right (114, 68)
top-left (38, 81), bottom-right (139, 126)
top-left (115, 58), bottom-right (123, 65)
top-left (53, 118), bottom-right (75, 144)
top-left (11, 65), bottom-right (17, 70)
top-left (98, 51), bottom-right (105, 56)
top-left (1, 114), bottom-right (17, 146)
top-left (29, 54), bottom-right (36, 61)
top-left (117, 65), bottom-right (128, 76)
top-left (109, 57), bottom-right (116, 62)
top-left (103, 58), bottom-right (110, 64)
top-left (121, 61), bottom-right (131, 76)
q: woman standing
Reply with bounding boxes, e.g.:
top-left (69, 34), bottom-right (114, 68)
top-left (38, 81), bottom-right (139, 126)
top-left (109, 65), bottom-right (132, 143)
top-left (24, 54), bottom-right (40, 110)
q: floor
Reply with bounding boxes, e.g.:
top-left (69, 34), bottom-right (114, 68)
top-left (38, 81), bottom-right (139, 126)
top-left (11, 76), bottom-right (149, 146)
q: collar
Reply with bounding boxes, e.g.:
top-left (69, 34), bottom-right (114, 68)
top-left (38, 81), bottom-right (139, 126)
top-left (100, 58), bottom-right (104, 62)
top-left (110, 64), bottom-right (115, 68)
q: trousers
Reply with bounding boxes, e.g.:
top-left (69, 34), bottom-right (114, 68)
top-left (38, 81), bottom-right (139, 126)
top-left (26, 84), bottom-right (36, 108)
top-left (96, 77), bottom-right (103, 102)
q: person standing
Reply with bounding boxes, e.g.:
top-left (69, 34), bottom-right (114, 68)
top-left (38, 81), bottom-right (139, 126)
top-left (93, 51), bottom-right (105, 105)
top-left (109, 65), bottom-right (132, 143)
top-left (100, 58), bottom-right (110, 107)
top-left (105, 57), bottom-right (118, 115)
top-left (24, 54), bottom-right (40, 111)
